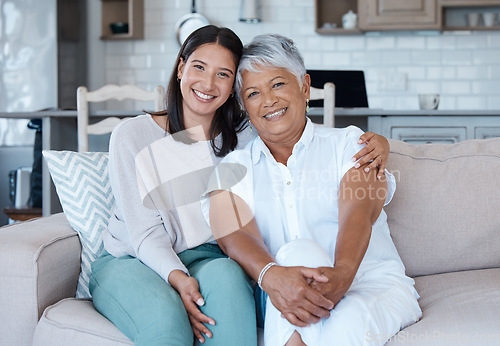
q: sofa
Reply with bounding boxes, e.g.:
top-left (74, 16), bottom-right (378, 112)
top-left (1, 137), bottom-right (500, 346)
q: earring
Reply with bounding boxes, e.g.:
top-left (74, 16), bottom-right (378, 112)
top-left (248, 119), bottom-right (253, 133)
top-left (306, 99), bottom-right (310, 113)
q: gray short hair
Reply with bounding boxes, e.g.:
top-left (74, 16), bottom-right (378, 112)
top-left (235, 34), bottom-right (306, 109)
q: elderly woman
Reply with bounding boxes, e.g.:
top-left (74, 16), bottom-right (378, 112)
top-left (203, 34), bottom-right (422, 346)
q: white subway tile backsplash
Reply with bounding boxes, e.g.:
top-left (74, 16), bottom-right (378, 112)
top-left (135, 69), bottom-right (167, 84)
top-left (457, 66), bottom-right (488, 80)
top-left (145, 9), bottom-right (162, 24)
top-left (426, 66), bottom-right (456, 80)
top-left (351, 52), bottom-right (382, 66)
top-left (442, 50), bottom-right (473, 65)
top-left (472, 81), bottom-right (500, 95)
top-left (336, 36), bottom-right (365, 51)
top-left (306, 36), bottom-right (328, 51)
top-left (322, 52), bottom-right (351, 67)
top-left (413, 81), bottom-right (441, 94)
top-left (106, 42), bottom-right (134, 55)
top-left (381, 51), bottom-right (412, 65)
top-left (456, 96), bottom-right (486, 110)
top-left (127, 56), bottom-right (148, 69)
top-left (396, 36), bottom-right (425, 50)
top-left (426, 35), bottom-right (456, 50)
top-left (438, 97), bottom-right (456, 109)
top-left (442, 81), bottom-right (471, 94)
top-left (398, 66), bottom-right (427, 81)
top-left (487, 96), bottom-right (500, 109)
top-left (456, 35), bottom-right (488, 49)
top-left (473, 50), bottom-right (500, 64)
top-left (369, 96), bottom-right (396, 110)
top-left (490, 66), bottom-right (500, 79)
top-left (134, 41), bottom-right (166, 54)
top-left (95, 0), bottom-right (500, 111)
top-left (488, 33), bottom-right (500, 47)
top-left (366, 37), bottom-right (396, 50)
top-left (302, 52), bottom-right (323, 68)
top-left (145, 24), bottom-right (171, 39)
top-left (396, 96), bottom-right (418, 110)
top-left (411, 51), bottom-right (441, 65)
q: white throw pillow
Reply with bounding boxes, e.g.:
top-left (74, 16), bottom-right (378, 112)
top-left (42, 150), bottom-right (114, 298)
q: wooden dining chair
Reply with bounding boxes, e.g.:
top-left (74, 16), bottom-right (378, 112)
top-left (77, 84), bottom-right (165, 152)
top-left (310, 82), bottom-right (335, 128)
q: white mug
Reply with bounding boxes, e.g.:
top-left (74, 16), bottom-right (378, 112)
top-left (482, 12), bottom-right (497, 27)
top-left (467, 12), bottom-right (480, 27)
top-left (419, 94), bottom-right (440, 110)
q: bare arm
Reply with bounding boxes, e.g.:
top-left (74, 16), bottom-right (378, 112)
top-left (208, 190), bottom-right (333, 327)
top-left (311, 162), bottom-right (387, 304)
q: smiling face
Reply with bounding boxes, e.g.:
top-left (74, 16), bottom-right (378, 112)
top-left (241, 66), bottom-right (310, 147)
top-left (177, 43), bottom-right (237, 129)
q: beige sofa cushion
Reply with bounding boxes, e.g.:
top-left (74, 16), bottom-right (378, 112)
top-left (33, 298), bottom-right (133, 346)
top-left (387, 268), bottom-right (500, 345)
top-left (386, 138), bottom-right (500, 277)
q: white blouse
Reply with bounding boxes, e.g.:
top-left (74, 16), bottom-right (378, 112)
top-left (203, 118), bottom-right (404, 271)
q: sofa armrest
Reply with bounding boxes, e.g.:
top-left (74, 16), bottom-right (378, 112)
top-left (0, 213), bottom-right (81, 346)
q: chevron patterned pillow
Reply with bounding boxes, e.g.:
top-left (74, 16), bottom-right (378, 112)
top-left (42, 150), bottom-right (115, 298)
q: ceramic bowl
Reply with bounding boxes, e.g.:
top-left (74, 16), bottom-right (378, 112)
top-left (110, 22), bottom-right (129, 34)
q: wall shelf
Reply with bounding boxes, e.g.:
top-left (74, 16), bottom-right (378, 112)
top-left (441, 4), bottom-right (500, 31)
top-left (101, 0), bottom-right (144, 40)
top-left (315, 0), bottom-right (500, 34)
top-left (314, 0), bottom-right (358, 34)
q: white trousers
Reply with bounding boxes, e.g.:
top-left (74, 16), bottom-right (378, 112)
top-left (264, 239), bottom-right (422, 346)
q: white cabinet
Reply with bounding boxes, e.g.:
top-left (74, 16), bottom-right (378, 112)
top-left (358, 0), bottom-right (441, 30)
top-left (475, 127), bottom-right (500, 139)
top-left (390, 126), bottom-right (466, 144)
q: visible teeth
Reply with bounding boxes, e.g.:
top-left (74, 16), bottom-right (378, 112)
top-left (194, 90), bottom-right (215, 100)
top-left (264, 108), bottom-right (286, 119)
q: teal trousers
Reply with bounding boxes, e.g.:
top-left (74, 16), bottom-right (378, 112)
top-left (90, 243), bottom-right (257, 346)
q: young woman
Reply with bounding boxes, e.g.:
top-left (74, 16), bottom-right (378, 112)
top-left (90, 25), bottom-right (391, 346)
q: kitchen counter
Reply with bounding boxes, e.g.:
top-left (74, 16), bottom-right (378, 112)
top-left (309, 108), bottom-right (500, 117)
top-left (2, 109), bottom-right (500, 217)
top-left (0, 110), bottom-right (138, 118)
top-left (2, 108), bottom-right (500, 119)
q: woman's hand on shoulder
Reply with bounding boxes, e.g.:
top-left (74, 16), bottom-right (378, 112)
top-left (352, 132), bottom-right (389, 179)
top-left (169, 270), bottom-right (215, 344)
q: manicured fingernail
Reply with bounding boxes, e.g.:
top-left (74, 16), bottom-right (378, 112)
top-left (199, 339), bottom-right (204, 344)
top-left (364, 167), bottom-right (370, 172)
top-left (354, 162), bottom-right (360, 168)
top-left (377, 175), bottom-right (381, 180)
top-left (357, 139), bottom-right (363, 144)
top-left (209, 320), bottom-right (215, 326)
top-left (352, 157), bottom-right (356, 162)
top-left (197, 298), bottom-right (205, 306)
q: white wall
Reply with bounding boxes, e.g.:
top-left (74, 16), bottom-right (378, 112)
top-left (91, 0), bottom-right (500, 111)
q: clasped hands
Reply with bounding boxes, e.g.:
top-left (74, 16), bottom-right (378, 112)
top-left (261, 264), bottom-right (355, 327)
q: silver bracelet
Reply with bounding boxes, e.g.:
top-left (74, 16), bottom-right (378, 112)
top-left (258, 262), bottom-right (277, 289)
